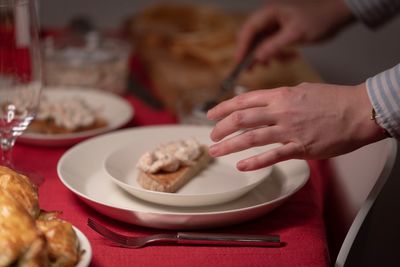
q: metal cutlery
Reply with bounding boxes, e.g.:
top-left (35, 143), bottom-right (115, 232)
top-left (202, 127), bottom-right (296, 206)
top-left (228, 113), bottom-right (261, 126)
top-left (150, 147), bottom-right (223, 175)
top-left (88, 218), bottom-right (281, 248)
top-left (200, 31), bottom-right (267, 112)
top-left (200, 48), bottom-right (255, 112)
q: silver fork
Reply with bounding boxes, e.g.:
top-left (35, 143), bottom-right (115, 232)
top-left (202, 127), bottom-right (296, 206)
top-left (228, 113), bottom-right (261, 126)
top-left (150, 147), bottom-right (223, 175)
top-left (88, 218), bottom-right (281, 248)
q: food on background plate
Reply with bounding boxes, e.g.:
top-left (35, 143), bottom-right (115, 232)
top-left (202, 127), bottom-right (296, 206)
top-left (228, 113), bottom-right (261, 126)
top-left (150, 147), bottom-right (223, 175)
top-left (28, 95), bottom-right (107, 134)
top-left (137, 138), bottom-right (213, 193)
top-left (0, 166), bottom-right (83, 267)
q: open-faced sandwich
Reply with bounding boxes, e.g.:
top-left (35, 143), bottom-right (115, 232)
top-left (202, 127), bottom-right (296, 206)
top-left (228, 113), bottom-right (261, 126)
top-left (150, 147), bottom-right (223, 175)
top-left (28, 95), bottom-right (107, 134)
top-left (136, 138), bottom-right (213, 193)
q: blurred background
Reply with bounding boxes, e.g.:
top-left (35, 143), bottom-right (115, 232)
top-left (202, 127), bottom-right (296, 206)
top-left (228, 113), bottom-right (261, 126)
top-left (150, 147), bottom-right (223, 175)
top-left (38, 0), bottom-right (400, 85)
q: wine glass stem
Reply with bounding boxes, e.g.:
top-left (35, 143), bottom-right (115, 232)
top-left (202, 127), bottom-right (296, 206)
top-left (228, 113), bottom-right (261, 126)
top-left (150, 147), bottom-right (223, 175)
top-left (1, 138), bottom-right (16, 167)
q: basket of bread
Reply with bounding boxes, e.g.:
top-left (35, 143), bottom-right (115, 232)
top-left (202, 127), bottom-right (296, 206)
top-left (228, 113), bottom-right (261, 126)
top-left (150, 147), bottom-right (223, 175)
top-left (129, 3), bottom-right (321, 113)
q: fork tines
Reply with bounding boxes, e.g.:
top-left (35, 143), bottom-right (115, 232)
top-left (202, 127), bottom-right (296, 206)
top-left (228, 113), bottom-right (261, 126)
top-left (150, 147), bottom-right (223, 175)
top-left (87, 218), bottom-right (130, 246)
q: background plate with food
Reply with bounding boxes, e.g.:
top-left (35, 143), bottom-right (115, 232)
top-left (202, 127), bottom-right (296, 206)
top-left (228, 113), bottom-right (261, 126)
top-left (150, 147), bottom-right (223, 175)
top-left (19, 86), bottom-right (133, 146)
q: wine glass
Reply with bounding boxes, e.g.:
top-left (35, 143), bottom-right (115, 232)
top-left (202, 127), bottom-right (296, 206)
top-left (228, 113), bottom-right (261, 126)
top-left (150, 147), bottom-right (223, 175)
top-left (0, 0), bottom-right (43, 184)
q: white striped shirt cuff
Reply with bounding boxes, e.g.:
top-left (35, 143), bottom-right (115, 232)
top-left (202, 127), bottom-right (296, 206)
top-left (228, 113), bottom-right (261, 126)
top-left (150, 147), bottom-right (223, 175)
top-left (366, 63), bottom-right (400, 139)
top-left (346, 0), bottom-right (400, 27)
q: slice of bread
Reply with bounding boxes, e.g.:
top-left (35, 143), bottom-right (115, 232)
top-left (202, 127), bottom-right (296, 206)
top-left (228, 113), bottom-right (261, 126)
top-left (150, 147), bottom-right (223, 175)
top-left (137, 146), bottom-right (212, 193)
top-left (27, 117), bottom-right (107, 134)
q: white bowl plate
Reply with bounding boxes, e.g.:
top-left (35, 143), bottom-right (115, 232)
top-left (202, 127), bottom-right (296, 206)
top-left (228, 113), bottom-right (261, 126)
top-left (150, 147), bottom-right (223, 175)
top-left (103, 130), bottom-right (273, 207)
top-left (74, 226), bottom-right (92, 267)
top-left (58, 125), bottom-right (310, 230)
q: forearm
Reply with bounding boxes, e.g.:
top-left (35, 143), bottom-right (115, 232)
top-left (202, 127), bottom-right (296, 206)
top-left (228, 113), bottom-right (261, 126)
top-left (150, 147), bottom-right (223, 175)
top-left (366, 63), bottom-right (400, 139)
top-left (345, 0), bottom-right (400, 27)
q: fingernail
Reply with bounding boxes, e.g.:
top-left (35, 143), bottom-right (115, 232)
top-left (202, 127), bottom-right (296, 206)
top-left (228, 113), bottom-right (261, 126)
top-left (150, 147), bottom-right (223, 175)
top-left (207, 110), bottom-right (218, 120)
top-left (208, 145), bottom-right (218, 156)
top-left (237, 161), bottom-right (248, 171)
top-left (209, 131), bottom-right (219, 142)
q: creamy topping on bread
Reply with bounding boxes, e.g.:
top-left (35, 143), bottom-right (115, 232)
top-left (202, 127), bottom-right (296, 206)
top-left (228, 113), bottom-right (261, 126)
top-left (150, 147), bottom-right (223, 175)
top-left (36, 97), bottom-right (98, 130)
top-left (137, 138), bottom-right (202, 173)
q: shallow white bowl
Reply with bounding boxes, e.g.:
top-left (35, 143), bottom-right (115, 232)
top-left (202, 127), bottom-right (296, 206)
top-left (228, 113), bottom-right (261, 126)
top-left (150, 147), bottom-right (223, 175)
top-left (104, 139), bottom-right (273, 207)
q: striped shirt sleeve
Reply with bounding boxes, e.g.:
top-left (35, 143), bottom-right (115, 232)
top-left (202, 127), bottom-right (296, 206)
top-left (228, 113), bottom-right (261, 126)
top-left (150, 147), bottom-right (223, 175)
top-left (345, 0), bottom-right (400, 27)
top-left (366, 63), bottom-right (400, 139)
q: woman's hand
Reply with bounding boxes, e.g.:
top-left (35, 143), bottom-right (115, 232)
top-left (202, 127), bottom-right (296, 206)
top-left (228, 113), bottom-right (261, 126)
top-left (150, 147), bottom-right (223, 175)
top-left (207, 83), bottom-right (386, 171)
top-left (237, 0), bottom-right (354, 63)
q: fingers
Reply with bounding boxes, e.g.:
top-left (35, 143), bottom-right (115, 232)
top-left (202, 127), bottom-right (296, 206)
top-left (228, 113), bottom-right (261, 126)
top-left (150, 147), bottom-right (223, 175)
top-left (236, 8), bottom-right (277, 61)
top-left (209, 126), bottom-right (282, 157)
top-left (254, 25), bottom-right (301, 62)
top-left (237, 5), bottom-right (301, 63)
top-left (207, 90), bottom-right (272, 121)
top-left (237, 142), bottom-right (304, 171)
top-left (210, 106), bottom-right (276, 142)
top-left (274, 48), bottom-right (298, 62)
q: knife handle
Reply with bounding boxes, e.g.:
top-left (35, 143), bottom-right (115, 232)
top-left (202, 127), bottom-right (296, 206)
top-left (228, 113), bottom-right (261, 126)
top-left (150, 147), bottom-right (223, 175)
top-left (176, 232), bottom-right (281, 247)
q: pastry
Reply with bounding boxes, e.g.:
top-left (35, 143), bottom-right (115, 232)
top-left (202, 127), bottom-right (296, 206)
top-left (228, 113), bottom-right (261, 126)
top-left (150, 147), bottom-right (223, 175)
top-left (0, 166), bottom-right (82, 267)
top-left (36, 211), bottom-right (81, 267)
top-left (0, 190), bottom-right (47, 267)
top-left (0, 165), bottom-right (39, 218)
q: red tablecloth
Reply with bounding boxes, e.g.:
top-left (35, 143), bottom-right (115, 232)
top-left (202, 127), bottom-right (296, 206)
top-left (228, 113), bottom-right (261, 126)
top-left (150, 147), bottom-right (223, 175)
top-left (12, 94), bottom-right (330, 267)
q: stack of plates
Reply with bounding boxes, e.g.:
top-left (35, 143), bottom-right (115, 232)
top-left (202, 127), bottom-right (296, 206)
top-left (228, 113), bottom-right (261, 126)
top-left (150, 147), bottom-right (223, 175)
top-left (57, 125), bottom-right (309, 230)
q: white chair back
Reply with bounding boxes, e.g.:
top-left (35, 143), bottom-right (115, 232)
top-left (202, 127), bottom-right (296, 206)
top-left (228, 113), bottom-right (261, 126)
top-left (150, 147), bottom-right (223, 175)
top-left (324, 138), bottom-right (398, 265)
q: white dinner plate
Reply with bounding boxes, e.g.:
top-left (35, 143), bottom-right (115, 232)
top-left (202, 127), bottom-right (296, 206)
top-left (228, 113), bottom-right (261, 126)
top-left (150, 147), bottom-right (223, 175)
top-left (73, 226), bottom-right (92, 267)
top-left (58, 125), bottom-right (310, 230)
top-left (19, 86), bottom-right (133, 146)
top-left (103, 129), bottom-right (273, 207)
